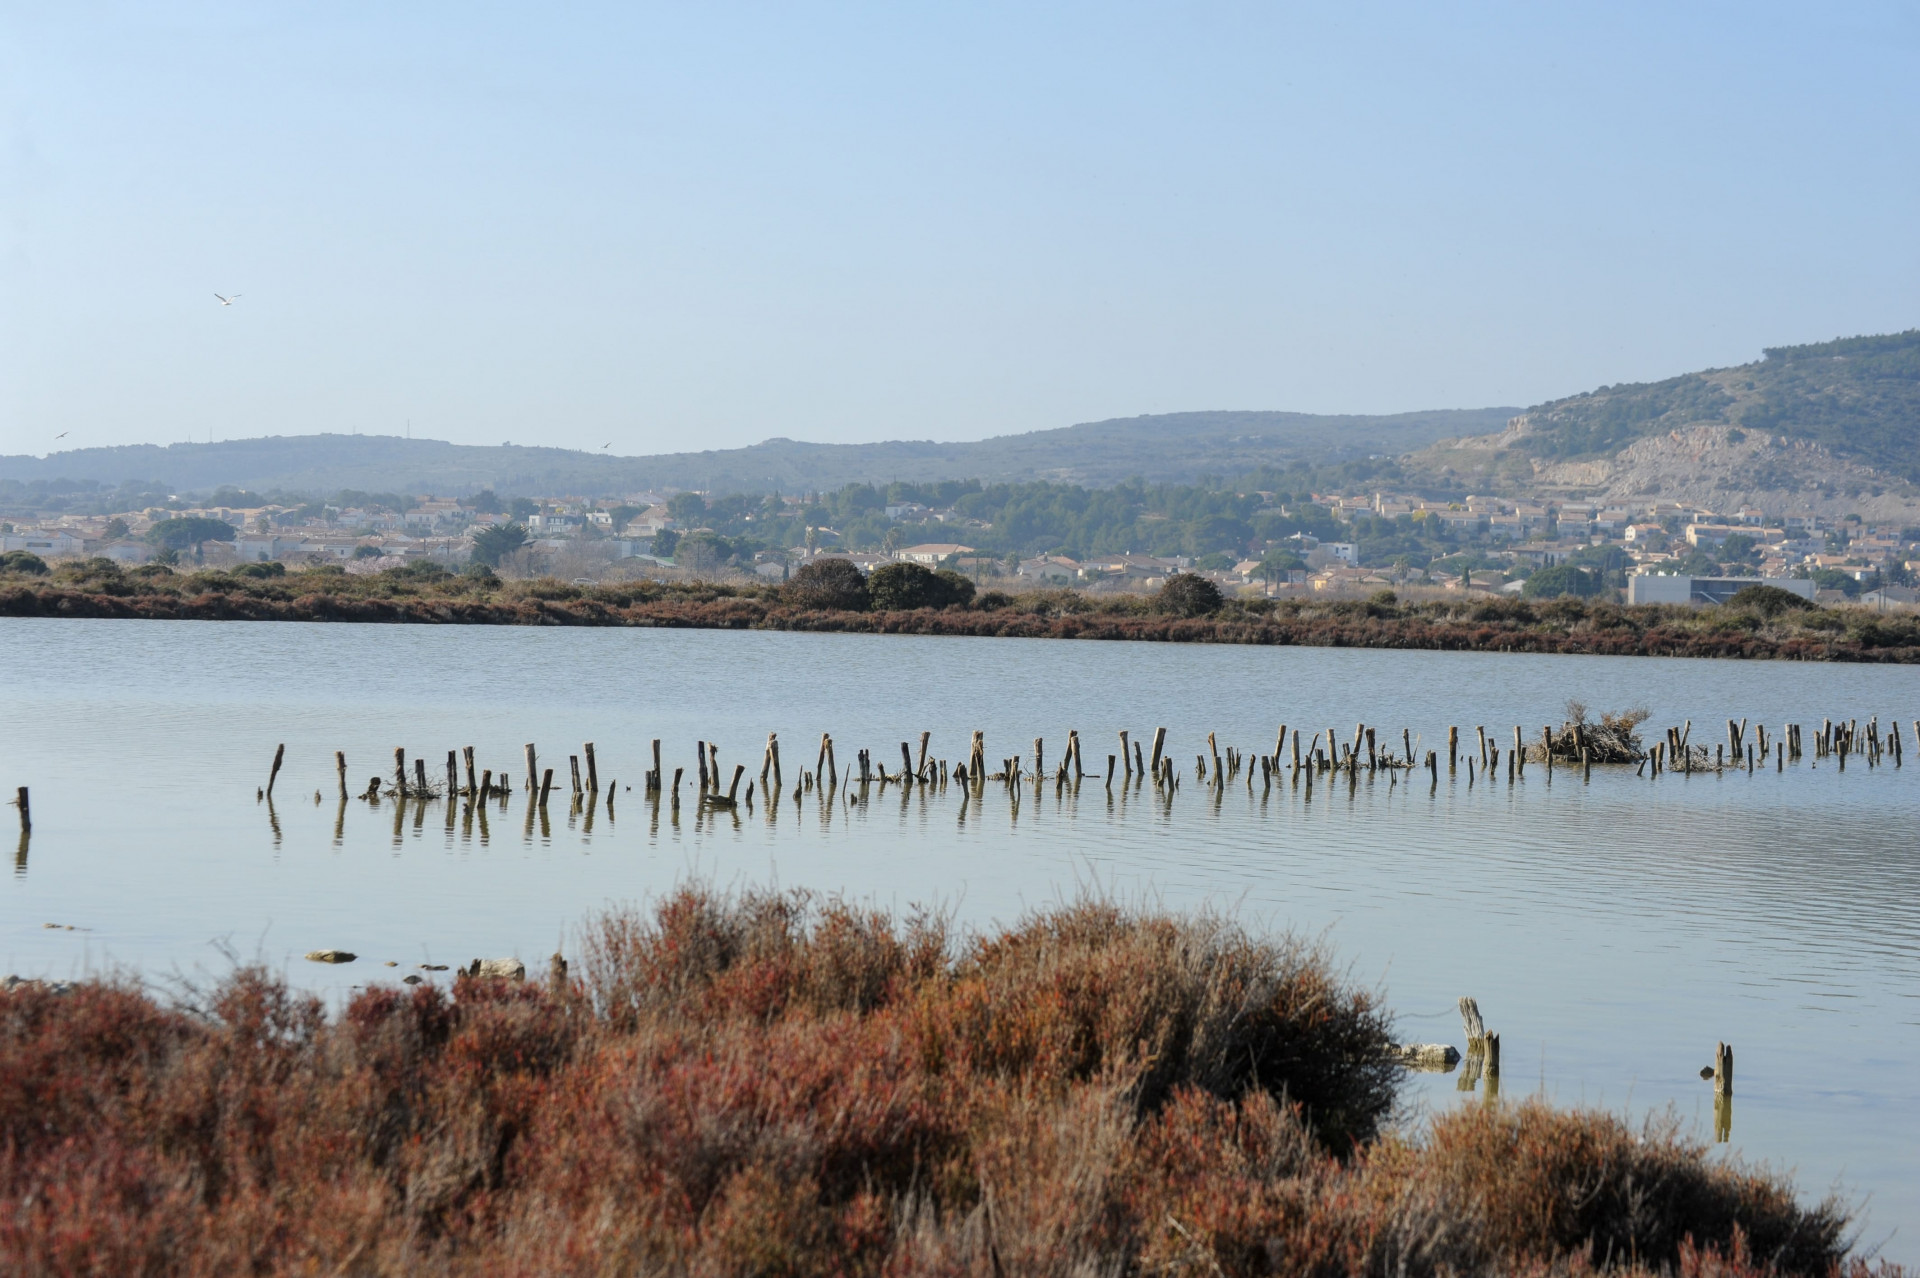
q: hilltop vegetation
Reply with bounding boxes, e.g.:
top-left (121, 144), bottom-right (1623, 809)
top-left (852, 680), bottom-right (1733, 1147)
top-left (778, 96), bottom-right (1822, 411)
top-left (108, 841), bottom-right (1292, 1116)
top-left (1517, 330), bottom-right (1920, 480)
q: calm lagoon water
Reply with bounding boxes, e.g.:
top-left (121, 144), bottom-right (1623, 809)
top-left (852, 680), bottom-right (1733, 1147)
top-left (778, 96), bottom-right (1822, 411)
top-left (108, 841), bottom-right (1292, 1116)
top-left (5, 618), bottom-right (1919, 1256)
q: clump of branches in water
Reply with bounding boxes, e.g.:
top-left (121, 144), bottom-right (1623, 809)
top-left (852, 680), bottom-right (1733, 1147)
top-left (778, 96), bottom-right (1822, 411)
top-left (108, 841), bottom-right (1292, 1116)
top-left (1534, 699), bottom-right (1651, 764)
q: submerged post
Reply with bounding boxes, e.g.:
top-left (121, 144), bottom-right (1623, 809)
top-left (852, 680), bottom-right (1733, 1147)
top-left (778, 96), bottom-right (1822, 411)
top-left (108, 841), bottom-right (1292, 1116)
top-left (584, 743), bottom-right (599, 792)
top-left (1149, 727), bottom-right (1167, 775)
top-left (267, 743), bottom-right (285, 797)
top-left (525, 743), bottom-right (539, 794)
top-left (11, 787), bottom-right (26, 833)
top-left (336, 751), bottom-right (348, 800)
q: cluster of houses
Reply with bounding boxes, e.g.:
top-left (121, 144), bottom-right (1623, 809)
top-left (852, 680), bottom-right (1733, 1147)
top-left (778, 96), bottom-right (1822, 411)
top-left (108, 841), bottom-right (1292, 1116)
top-left (4, 485), bottom-right (1916, 608)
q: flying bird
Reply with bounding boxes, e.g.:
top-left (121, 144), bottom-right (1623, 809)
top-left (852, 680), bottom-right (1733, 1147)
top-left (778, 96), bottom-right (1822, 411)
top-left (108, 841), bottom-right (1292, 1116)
top-left (601, 442), bottom-right (611, 449)
top-left (214, 293), bottom-right (242, 306)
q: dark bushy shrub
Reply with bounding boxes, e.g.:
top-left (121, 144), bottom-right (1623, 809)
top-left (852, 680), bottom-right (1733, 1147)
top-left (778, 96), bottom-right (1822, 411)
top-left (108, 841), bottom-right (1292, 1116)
top-left (975, 590), bottom-right (1014, 610)
top-left (1522, 565), bottom-right (1602, 599)
top-left (0, 550), bottom-right (50, 576)
top-left (1729, 583), bottom-right (1815, 617)
top-left (230, 561), bottom-right (287, 579)
top-left (784, 557), bottom-right (870, 611)
top-left (1156, 572), bottom-right (1223, 617)
top-left (866, 562), bottom-right (976, 610)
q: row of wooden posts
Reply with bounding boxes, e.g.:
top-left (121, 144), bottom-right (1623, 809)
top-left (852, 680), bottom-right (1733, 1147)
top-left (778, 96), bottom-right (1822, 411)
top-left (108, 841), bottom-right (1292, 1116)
top-left (1640, 715), bottom-right (1908, 777)
top-left (251, 710), bottom-right (1915, 819)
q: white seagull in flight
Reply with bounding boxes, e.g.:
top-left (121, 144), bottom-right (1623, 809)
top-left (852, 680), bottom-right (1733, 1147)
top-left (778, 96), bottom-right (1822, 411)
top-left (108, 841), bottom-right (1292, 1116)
top-left (214, 293), bottom-right (242, 306)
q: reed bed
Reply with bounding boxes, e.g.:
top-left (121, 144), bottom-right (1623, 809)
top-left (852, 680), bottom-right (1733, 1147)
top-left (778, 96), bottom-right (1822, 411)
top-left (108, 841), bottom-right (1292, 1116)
top-left (4, 563), bottom-right (1919, 663)
top-left (0, 885), bottom-right (1878, 1276)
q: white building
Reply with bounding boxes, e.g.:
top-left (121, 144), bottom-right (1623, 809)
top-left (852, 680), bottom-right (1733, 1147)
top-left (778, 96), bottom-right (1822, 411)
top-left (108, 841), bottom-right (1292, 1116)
top-left (1628, 573), bottom-right (1815, 606)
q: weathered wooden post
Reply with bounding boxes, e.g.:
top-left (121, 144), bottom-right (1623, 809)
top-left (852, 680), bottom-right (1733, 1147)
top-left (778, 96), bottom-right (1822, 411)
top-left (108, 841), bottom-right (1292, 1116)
top-left (696, 742), bottom-right (710, 792)
top-left (1069, 729), bottom-right (1084, 779)
top-left (336, 751), bottom-right (348, 800)
top-left (1459, 996), bottom-right (1486, 1051)
top-left (539, 768), bottom-right (554, 805)
top-left (1449, 726), bottom-right (1458, 772)
top-left (771, 735), bottom-right (783, 789)
top-left (1119, 730), bottom-right (1132, 780)
top-left (1207, 732), bottom-right (1222, 786)
top-left (916, 731), bottom-right (930, 780)
top-left (525, 743), bottom-right (539, 794)
top-left (1149, 727), bottom-right (1167, 775)
top-left (651, 739), bottom-right (663, 793)
top-left (1106, 754), bottom-right (1115, 788)
top-left (267, 743), bottom-right (285, 797)
top-left (1484, 1031), bottom-right (1500, 1098)
top-left (1513, 726), bottom-right (1524, 776)
top-left (11, 787), bottom-right (26, 834)
top-left (414, 757), bottom-right (428, 795)
top-left (901, 741), bottom-right (915, 779)
top-left (670, 766), bottom-right (683, 812)
top-left (1033, 737), bottom-right (1044, 777)
top-left (446, 750), bottom-right (458, 796)
top-left (569, 755), bottom-right (583, 797)
top-left (479, 769), bottom-right (492, 799)
top-left (394, 747), bottom-right (409, 797)
top-left (584, 743), bottom-right (599, 792)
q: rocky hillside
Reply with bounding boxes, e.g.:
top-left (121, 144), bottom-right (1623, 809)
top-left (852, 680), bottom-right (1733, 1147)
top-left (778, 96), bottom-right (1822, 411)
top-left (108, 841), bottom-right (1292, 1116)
top-left (1409, 329), bottom-right (1920, 517)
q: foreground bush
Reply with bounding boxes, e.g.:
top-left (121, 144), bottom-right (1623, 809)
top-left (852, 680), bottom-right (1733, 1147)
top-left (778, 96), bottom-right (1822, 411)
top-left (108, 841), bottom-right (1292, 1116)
top-left (0, 887), bottom-right (1870, 1275)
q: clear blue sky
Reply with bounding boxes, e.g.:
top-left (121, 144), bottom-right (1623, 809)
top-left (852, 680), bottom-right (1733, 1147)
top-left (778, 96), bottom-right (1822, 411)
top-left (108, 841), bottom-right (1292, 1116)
top-left (3, 2), bottom-right (1915, 458)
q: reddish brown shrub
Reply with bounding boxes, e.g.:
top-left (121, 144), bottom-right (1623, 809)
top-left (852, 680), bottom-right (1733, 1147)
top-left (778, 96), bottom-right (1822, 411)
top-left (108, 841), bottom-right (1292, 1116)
top-left (0, 890), bottom-right (1881, 1276)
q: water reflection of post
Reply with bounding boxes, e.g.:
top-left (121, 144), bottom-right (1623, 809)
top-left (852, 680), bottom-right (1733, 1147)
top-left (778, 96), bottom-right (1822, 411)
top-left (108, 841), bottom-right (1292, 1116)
top-left (520, 794), bottom-right (535, 844)
top-left (475, 797), bottom-right (489, 845)
top-left (333, 795), bottom-right (347, 847)
top-left (537, 801), bottom-right (551, 843)
top-left (13, 826), bottom-right (27, 877)
top-left (391, 794), bottom-right (405, 846)
top-left (580, 790), bottom-right (595, 836)
top-left (411, 793), bottom-right (427, 835)
top-left (1456, 1046), bottom-right (1482, 1093)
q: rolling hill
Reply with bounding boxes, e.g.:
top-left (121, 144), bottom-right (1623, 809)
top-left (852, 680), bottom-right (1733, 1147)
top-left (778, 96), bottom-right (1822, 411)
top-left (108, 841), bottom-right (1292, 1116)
top-left (0, 408), bottom-right (1511, 498)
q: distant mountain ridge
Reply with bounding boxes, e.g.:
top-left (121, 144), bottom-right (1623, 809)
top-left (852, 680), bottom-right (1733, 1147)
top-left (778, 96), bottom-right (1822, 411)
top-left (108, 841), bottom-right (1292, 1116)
top-left (0, 408), bottom-right (1513, 497)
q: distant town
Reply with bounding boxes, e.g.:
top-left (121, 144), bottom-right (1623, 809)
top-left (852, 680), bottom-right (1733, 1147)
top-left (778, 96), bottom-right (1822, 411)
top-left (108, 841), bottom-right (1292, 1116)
top-left (3, 481), bottom-right (1917, 611)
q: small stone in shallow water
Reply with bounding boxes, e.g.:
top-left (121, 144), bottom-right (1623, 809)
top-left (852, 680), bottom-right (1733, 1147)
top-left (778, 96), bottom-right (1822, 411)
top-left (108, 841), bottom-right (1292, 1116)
top-left (384, 961), bottom-right (398, 966)
top-left (305, 950), bottom-right (356, 964)
top-left (403, 975), bottom-right (423, 985)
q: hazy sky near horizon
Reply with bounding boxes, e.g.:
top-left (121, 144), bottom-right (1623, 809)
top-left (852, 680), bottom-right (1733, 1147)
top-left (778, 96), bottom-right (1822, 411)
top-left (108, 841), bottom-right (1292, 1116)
top-left (2, 2), bottom-right (1916, 459)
